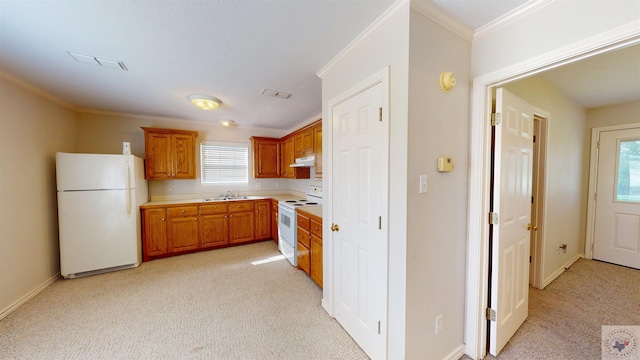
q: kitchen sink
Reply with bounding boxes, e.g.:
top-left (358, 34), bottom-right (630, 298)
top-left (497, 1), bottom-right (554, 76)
top-left (203, 196), bottom-right (249, 202)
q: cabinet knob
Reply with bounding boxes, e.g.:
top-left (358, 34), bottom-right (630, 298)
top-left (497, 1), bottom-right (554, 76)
top-left (181, 210), bottom-right (185, 214)
top-left (161, 218), bottom-right (165, 221)
top-left (194, 218), bottom-right (198, 221)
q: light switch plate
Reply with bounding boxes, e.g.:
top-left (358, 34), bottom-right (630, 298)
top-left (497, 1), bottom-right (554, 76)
top-left (419, 175), bottom-right (428, 193)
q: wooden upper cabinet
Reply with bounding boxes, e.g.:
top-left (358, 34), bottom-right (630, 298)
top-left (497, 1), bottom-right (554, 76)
top-left (142, 127), bottom-right (198, 180)
top-left (250, 137), bottom-right (280, 178)
top-left (294, 128), bottom-right (313, 158)
top-left (313, 122), bottom-right (322, 178)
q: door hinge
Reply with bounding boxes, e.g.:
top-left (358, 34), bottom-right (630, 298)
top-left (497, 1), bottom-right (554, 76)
top-left (533, 135), bottom-right (536, 143)
top-left (378, 321), bottom-right (381, 334)
top-left (488, 212), bottom-right (499, 225)
top-left (379, 107), bottom-right (383, 122)
top-left (530, 256), bottom-right (532, 263)
top-left (486, 308), bottom-right (497, 321)
top-left (378, 216), bottom-right (382, 230)
top-left (597, 141), bottom-right (600, 149)
top-left (491, 113), bottom-right (502, 126)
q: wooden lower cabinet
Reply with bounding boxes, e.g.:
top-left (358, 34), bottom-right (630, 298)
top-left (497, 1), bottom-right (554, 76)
top-left (167, 206), bottom-right (199, 253)
top-left (142, 208), bottom-right (167, 260)
top-left (296, 209), bottom-right (323, 287)
top-left (271, 199), bottom-right (279, 243)
top-left (309, 219), bottom-right (323, 287)
top-left (141, 198), bottom-right (275, 261)
top-left (200, 203), bottom-right (229, 248)
top-left (228, 201), bottom-right (255, 244)
top-left (255, 199), bottom-right (271, 240)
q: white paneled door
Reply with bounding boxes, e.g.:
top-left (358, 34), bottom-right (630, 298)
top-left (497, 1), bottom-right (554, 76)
top-left (593, 128), bottom-right (640, 269)
top-left (489, 88), bottom-right (535, 356)
top-left (332, 81), bottom-right (384, 359)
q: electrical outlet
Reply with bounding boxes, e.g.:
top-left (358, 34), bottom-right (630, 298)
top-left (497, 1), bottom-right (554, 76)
top-left (419, 175), bottom-right (428, 194)
top-left (435, 314), bottom-right (443, 335)
top-left (167, 182), bottom-right (172, 192)
top-left (255, 182), bottom-right (262, 189)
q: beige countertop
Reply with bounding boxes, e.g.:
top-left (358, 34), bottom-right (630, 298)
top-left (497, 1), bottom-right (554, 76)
top-left (297, 205), bottom-right (322, 219)
top-left (142, 193), bottom-right (305, 208)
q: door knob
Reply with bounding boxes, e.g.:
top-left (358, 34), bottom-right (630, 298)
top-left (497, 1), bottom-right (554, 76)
top-left (527, 223), bottom-right (538, 231)
top-left (331, 223), bottom-right (340, 232)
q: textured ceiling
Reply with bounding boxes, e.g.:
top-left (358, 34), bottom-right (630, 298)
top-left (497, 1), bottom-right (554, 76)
top-left (1, 1), bottom-right (637, 132)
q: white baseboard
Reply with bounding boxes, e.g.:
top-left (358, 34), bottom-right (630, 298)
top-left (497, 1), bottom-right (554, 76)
top-left (542, 253), bottom-right (583, 289)
top-left (443, 344), bottom-right (466, 360)
top-left (0, 273), bottom-right (60, 320)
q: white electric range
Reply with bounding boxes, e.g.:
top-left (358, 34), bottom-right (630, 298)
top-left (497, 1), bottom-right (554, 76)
top-left (278, 186), bottom-right (323, 266)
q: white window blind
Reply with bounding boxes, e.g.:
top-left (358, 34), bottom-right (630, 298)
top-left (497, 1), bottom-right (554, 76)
top-left (200, 141), bottom-right (249, 184)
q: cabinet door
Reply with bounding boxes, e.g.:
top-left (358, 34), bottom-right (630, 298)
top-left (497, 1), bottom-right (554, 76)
top-left (280, 137), bottom-right (294, 178)
top-left (142, 208), bottom-right (167, 260)
top-left (310, 234), bottom-right (323, 288)
top-left (313, 124), bottom-right (322, 178)
top-left (172, 133), bottom-right (196, 179)
top-left (167, 206), bottom-right (199, 253)
top-left (271, 200), bottom-right (279, 242)
top-left (297, 241), bottom-right (310, 275)
top-left (200, 213), bottom-right (229, 248)
top-left (145, 132), bottom-right (173, 179)
top-left (252, 138), bottom-right (280, 178)
top-left (229, 211), bottom-right (255, 244)
top-left (301, 129), bottom-right (314, 156)
top-left (254, 200), bottom-right (271, 240)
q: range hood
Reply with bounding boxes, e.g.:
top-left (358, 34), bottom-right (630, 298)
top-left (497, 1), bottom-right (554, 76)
top-left (290, 155), bottom-right (315, 168)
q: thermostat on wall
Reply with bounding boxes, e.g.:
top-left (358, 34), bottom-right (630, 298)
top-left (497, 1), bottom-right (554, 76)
top-left (437, 157), bottom-right (454, 172)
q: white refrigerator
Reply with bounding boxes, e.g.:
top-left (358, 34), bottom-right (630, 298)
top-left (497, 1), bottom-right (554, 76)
top-left (56, 152), bottom-right (149, 278)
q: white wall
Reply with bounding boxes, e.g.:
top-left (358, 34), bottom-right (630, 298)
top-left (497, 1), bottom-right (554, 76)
top-left (76, 111), bottom-right (321, 200)
top-left (586, 100), bottom-right (640, 129)
top-left (504, 76), bottom-right (587, 284)
top-left (0, 74), bottom-right (77, 317)
top-left (320, 3), bottom-right (410, 358)
top-left (405, 6), bottom-right (470, 359)
top-left (471, 1), bottom-right (640, 77)
top-left (320, 1), bottom-right (472, 357)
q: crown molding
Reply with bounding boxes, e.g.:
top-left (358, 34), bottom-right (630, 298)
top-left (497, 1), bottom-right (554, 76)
top-left (0, 69), bottom-right (76, 110)
top-left (473, 0), bottom-right (555, 42)
top-left (411, 0), bottom-right (474, 42)
top-left (316, 0), bottom-right (410, 79)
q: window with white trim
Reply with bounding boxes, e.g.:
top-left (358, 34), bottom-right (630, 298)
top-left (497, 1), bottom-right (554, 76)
top-left (200, 141), bottom-right (249, 184)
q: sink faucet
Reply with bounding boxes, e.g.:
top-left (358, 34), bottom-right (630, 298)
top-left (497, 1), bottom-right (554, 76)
top-left (225, 190), bottom-right (232, 198)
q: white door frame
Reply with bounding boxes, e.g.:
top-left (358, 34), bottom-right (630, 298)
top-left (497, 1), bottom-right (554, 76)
top-left (322, 66), bottom-right (390, 357)
top-left (464, 24), bottom-right (640, 359)
top-left (585, 123), bottom-right (640, 260)
top-left (530, 112), bottom-right (549, 290)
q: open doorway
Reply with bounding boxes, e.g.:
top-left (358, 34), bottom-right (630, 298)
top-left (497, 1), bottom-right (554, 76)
top-left (465, 33), bottom-right (640, 359)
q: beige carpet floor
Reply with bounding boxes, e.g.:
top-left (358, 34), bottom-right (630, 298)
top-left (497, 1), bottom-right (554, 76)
top-left (0, 241), bottom-right (368, 360)
top-left (480, 258), bottom-right (640, 360)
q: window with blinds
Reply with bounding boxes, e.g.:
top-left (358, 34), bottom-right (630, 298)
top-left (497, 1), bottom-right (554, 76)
top-left (200, 141), bottom-right (249, 184)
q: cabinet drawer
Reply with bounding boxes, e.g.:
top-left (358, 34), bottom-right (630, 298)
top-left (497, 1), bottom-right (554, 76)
top-left (297, 227), bottom-right (310, 248)
top-left (296, 214), bottom-right (310, 229)
top-left (168, 206), bottom-right (198, 217)
top-left (310, 219), bottom-right (322, 238)
top-left (229, 201), bottom-right (254, 212)
top-left (200, 203), bottom-right (228, 215)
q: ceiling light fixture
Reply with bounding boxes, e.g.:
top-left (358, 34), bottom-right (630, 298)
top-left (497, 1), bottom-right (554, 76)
top-left (218, 119), bottom-right (235, 127)
top-left (188, 94), bottom-right (221, 111)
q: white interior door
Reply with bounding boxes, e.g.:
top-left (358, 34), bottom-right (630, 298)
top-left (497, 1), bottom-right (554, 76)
top-left (593, 128), bottom-right (640, 269)
top-left (489, 88), bottom-right (535, 356)
top-left (332, 82), bottom-right (384, 359)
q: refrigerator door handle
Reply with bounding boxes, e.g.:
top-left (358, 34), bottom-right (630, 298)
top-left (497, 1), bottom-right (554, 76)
top-left (126, 160), bottom-right (132, 216)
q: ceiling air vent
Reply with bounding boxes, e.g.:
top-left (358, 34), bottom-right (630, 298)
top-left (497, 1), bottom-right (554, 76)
top-left (66, 51), bottom-right (128, 71)
top-left (261, 88), bottom-right (291, 99)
